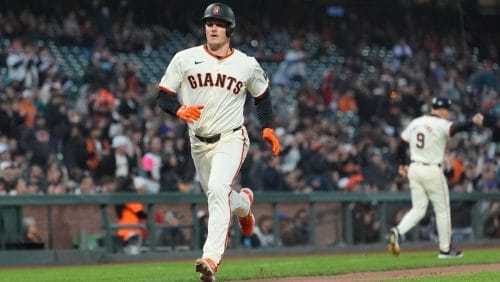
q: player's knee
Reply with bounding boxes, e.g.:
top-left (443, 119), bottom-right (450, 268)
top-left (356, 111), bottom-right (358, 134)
top-left (414, 207), bottom-right (427, 219)
top-left (206, 181), bottom-right (228, 198)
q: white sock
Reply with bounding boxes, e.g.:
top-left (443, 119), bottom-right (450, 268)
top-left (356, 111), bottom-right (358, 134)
top-left (230, 190), bottom-right (250, 217)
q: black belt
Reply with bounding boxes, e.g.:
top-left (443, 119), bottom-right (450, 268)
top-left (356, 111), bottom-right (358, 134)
top-left (195, 126), bottom-right (242, 144)
top-left (411, 161), bottom-right (441, 167)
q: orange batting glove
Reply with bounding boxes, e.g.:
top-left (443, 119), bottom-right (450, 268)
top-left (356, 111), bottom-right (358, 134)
top-left (262, 128), bottom-right (280, 157)
top-left (176, 105), bottom-right (204, 123)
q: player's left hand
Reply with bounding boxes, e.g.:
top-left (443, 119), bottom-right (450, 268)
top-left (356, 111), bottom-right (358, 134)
top-left (398, 165), bottom-right (408, 178)
top-left (176, 105), bottom-right (204, 123)
top-left (262, 128), bottom-right (280, 157)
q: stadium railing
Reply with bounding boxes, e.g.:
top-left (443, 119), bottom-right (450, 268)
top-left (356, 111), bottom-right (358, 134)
top-left (1, 191), bottom-right (499, 253)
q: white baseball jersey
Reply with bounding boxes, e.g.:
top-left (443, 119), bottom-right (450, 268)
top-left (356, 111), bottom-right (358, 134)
top-left (158, 44), bottom-right (265, 265)
top-left (397, 114), bottom-right (454, 253)
top-left (158, 45), bottom-right (269, 137)
top-left (401, 115), bottom-right (452, 164)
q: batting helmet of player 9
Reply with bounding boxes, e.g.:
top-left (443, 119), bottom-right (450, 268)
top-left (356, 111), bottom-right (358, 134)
top-left (201, 3), bottom-right (236, 37)
top-left (431, 96), bottom-right (452, 109)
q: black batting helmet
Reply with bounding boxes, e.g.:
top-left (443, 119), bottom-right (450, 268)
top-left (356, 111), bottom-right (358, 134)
top-left (201, 3), bottom-right (236, 36)
top-left (431, 97), bottom-right (452, 110)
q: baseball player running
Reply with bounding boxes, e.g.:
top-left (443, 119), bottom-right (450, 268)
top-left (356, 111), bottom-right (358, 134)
top-left (156, 3), bottom-right (280, 281)
top-left (387, 97), bottom-right (483, 259)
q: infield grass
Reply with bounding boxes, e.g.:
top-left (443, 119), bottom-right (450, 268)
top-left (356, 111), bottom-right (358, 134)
top-left (397, 271), bottom-right (500, 282)
top-left (1, 248), bottom-right (499, 281)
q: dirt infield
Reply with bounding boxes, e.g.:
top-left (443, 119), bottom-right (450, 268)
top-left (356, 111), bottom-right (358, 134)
top-left (253, 263), bottom-right (500, 281)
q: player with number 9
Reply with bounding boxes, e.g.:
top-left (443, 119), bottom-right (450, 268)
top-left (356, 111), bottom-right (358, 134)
top-left (387, 97), bottom-right (484, 259)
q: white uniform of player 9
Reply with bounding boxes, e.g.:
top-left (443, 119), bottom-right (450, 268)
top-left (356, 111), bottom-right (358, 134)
top-left (398, 115), bottom-right (453, 252)
top-left (402, 115), bottom-right (452, 165)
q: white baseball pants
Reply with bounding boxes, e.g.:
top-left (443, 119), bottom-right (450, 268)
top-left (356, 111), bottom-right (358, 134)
top-left (397, 163), bottom-right (452, 252)
top-left (190, 127), bottom-right (251, 264)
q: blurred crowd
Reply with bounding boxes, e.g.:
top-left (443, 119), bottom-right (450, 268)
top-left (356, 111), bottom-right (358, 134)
top-left (0, 0), bottom-right (499, 247)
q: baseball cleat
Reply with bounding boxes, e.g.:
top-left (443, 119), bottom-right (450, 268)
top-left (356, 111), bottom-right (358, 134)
top-left (387, 227), bottom-right (400, 256)
top-left (195, 258), bottom-right (217, 281)
top-left (438, 249), bottom-right (463, 259)
top-left (239, 188), bottom-right (255, 237)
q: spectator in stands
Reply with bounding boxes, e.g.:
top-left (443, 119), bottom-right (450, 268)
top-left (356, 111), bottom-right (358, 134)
top-left (14, 177), bottom-right (37, 195)
top-left (37, 47), bottom-right (57, 85)
top-left (0, 143), bottom-right (10, 163)
top-left (46, 160), bottom-right (68, 194)
top-left (483, 202), bottom-right (500, 238)
top-left (362, 152), bottom-right (392, 191)
top-left (418, 212), bottom-right (437, 241)
top-left (47, 180), bottom-right (68, 194)
top-left (117, 202), bottom-right (146, 255)
top-left (44, 89), bottom-right (69, 150)
top-left (115, 181), bottom-right (147, 254)
top-left (99, 176), bottom-right (118, 193)
top-left (172, 137), bottom-right (195, 186)
top-left (156, 138), bottom-right (175, 192)
top-left (46, 160), bottom-right (66, 186)
top-left (6, 40), bottom-right (39, 91)
top-left (292, 209), bottom-right (309, 245)
top-left (353, 203), bottom-right (381, 244)
top-left (279, 214), bottom-right (301, 247)
top-left (117, 90), bottom-right (140, 119)
top-left (17, 89), bottom-right (37, 128)
top-left (21, 43), bottom-right (40, 89)
top-left (391, 37), bottom-right (413, 69)
top-left (85, 127), bottom-right (110, 173)
top-left (139, 136), bottom-right (162, 194)
top-left (262, 157), bottom-right (288, 191)
top-left (301, 141), bottom-right (333, 191)
top-left (25, 164), bottom-right (47, 194)
top-left (75, 174), bottom-right (97, 195)
top-left (450, 185), bottom-right (475, 241)
top-left (272, 39), bottom-right (307, 86)
top-left (61, 119), bottom-right (87, 170)
top-left (87, 46), bottom-right (116, 90)
top-left (21, 114), bottom-right (52, 166)
top-left (159, 136), bottom-right (195, 193)
top-left (95, 135), bottom-right (137, 190)
top-left (445, 152), bottom-right (466, 189)
top-left (280, 134), bottom-right (301, 174)
top-left (253, 214), bottom-right (275, 247)
top-left (240, 149), bottom-right (267, 191)
top-left (157, 210), bottom-right (188, 250)
top-left (285, 169), bottom-right (310, 194)
top-left (23, 217), bottom-right (43, 245)
top-left (320, 69), bottom-right (338, 110)
top-left (0, 95), bottom-right (24, 138)
top-left (476, 158), bottom-right (499, 191)
top-left (62, 11), bottom-right (81, 45)
top-left (337, 89), bottom-right (357, 113)
top-left (0, 160), bottom-right (21, 194)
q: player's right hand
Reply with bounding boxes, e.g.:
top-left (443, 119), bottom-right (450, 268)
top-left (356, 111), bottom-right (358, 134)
top-left (472, 113), bottom-right (484, 126)
top-left (176, 105), bottom-right (204, 123)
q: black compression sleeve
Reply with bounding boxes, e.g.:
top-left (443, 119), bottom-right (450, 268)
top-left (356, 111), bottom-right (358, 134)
top-left (450, 121), bottom-right (473, 136)
top-left (253, 90), bottom-right (274, 129)
top-left (396, 139), bottom-right (410, 165)
top-left (157, 90), bottom-right (182, 116)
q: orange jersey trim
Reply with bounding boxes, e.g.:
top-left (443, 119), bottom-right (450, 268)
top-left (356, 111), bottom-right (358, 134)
top-left (203, 44), bottom-right (235, 60)
top-left (158, 85), bottom-right (177, 95)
